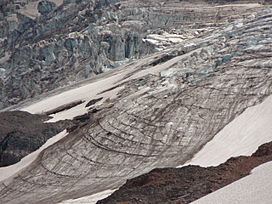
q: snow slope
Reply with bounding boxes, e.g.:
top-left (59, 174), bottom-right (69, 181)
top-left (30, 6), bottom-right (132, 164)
top-left (59, 189), bottom-right (116, 204)
top-left (21, 70), bottom-right (127, 122)
top-left (179, 94), bottom-right (272, 167)
top-left (192, 161), bottom-right (272, 204)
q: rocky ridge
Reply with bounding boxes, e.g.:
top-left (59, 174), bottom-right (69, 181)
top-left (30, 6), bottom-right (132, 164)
top-left (98, 141), bottom-right (272, 204)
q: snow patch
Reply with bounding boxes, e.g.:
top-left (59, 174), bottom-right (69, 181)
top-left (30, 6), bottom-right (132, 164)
top-left (22, 71), bottom-right (126, 122)
top-left (59, 189), bottom-right (116, 204)
top-left (46, 85), bottom-right (123, 122)
top-left (143, 32), bottom-right (186, 48)
top-left (192, 161), bottom-right (272, 204)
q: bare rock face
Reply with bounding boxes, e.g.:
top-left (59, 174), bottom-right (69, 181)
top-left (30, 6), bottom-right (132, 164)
top-left (0, 0), bottom-right (264, 109)
top-left (0, 6), bottom-right (272, 204)
top-left (38, 0), bottom-right (57, 15)
top-left (0, 111), bottom-right (72, 167)
top-left (98, 141), bottom-right (272, 204)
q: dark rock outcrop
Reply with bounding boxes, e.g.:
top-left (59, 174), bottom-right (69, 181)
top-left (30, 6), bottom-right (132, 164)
top-left (0, 111), bottom-right (72, 167)
top-left (38, 0), bottom-right (57, 15)
top-left (98, 141), bottom-right (272, 204)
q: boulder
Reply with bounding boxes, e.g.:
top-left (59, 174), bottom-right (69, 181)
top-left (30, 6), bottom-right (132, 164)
top-left (37, 0), bottom-right (56, 15)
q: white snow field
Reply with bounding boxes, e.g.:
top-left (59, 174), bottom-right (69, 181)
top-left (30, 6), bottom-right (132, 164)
top-left (192, 161), bottom-right (272, 204)
top-left (59, 189), bottom-right (116, 204)
top-left (0, 130), bottom-right (67, 182)
top-left (21, 71), bottom-right (126, 122)
top-left (179, 94), bottom-right (272, 167)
